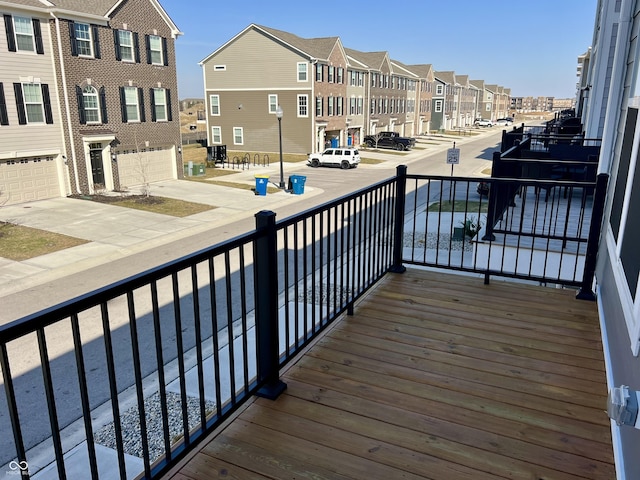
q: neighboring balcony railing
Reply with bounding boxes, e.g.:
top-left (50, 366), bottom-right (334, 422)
top-left (0, 166), bottom-right (607, 479)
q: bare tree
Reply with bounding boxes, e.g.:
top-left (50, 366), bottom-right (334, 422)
top-left (133, 133), bottom-right (152, 198)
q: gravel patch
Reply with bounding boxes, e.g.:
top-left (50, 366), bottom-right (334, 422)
top-left (94, 391), bottom-right (215, 461)
top-left (404, 232), bottom-right (473, 252)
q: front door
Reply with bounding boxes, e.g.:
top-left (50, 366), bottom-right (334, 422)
top-left (89, 143), bottom-right (105, 187)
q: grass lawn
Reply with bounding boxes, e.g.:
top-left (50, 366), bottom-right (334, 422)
top-left (427, 200), bottom-right (488, 213)
top-left (72, 195), bottom-right (215, 217)
top-left (0, 223), bottom-right (88, 261)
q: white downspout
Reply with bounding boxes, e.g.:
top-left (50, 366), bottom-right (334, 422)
top-left (51, 11), bottom-right (81, 193)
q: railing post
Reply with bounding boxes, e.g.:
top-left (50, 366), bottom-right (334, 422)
top-left (254, 210), bottom-right (287, 399)
top-left (390, 165), bottom-right (407, 273)
top-left (577, 173), bottom-right (609, 301)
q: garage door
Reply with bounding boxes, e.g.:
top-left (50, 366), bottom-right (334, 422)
top-left (0, 157), bottom-right (61, 205)
top-left (117, 147), bottom-right (175, 190)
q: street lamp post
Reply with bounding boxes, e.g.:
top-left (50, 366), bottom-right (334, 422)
top-left (276, 106), bottom-right (285, 189)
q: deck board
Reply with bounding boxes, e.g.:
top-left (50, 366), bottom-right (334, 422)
top-left (165, 269), bottom-right (614, 480)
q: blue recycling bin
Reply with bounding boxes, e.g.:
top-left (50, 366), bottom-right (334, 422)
top-left (331, 137), bottom-right (339, 148)
top-left (255, 175), bottom-right (269, 196)
top-left (289, 175), bottom-right (306, 195)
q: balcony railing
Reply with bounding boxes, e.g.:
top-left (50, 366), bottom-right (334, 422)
top-left (0, 166), bottom-right (607, 479)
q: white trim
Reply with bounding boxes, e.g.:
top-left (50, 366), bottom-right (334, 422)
top-left (209, 94), bottom-right (220, 116)
top-left (297, 62), bottom-right (308, 82)
top-left (211, 126), bottom-right (222, 144)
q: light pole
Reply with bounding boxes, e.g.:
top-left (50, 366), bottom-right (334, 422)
top-left (276, 106), bottom-right (285, 189)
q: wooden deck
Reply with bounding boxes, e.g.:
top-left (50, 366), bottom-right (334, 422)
top-left (166, 269), bottom-right (614, 480)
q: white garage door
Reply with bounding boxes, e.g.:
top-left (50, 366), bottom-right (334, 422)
top-left (117, 147), bottom-right (175, 190)
top-left (0, 157), bottom-right (61, 205)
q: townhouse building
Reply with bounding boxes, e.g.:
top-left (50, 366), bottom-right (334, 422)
top-left (407, 63), bottom-right (434, 134)
top-left (0, 2), bottom-right (65, 205)
top-left (201, 25), bottom-right (509, 153)
top-left (471, 79), bottom-right (492, 120)
top-left (0, 0), bottom-right (182, 206)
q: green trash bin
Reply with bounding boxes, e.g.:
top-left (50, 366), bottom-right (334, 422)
top-left (255, 175), bottom-right (269, 196)
top-left (289, 175), bottom-right (306, 194)
top-left (197, 163), bottom-right (205, 175)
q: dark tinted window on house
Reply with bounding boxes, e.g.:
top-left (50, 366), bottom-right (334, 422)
top-left (610, 108), bottom-right (637, 241)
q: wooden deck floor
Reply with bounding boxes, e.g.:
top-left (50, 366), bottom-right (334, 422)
top-left (166, 269), bottom-right (614, 480)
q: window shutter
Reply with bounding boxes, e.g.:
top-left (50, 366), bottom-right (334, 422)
top-left (119, 86), bottom-right (127, 122)
top-left (162, 37), bottom-right (168, 66)
top-left (4, 14), bottom-right (16, 52)
top-left (133, 32), bottom-right (140, 63)
top-left (76, 85), bottom-right (86, 124)
top-left (13, 83), bottom-right (26, 125)
top-left (145, 34), bottom-right (151, 64)
top-left (149, 88), bottom-right (156, 122)
top-left (41, 84), bottom-right (53, 124)
top-left (33, 19), bottom-right (44, 54)
top-left (69, 21), bottom-right (77, 56)
top-left (92, 25), bottom-right (101, 59)
top-left (0, 83), bottom-right (8, 125)
top-left (99, 86), bottom-right (108, 124)
top-left (113, 29), bottom-right (121, 61)
top-left (138, 87), bottom-right (145, 122)
top-left (166, 88), bottom-right (172, 121)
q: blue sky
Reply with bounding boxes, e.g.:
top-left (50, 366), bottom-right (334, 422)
top-left (159, 0), bottom-right (597, 100)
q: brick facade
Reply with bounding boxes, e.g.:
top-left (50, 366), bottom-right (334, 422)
top-left (49, 0), bottom-right (182, 194)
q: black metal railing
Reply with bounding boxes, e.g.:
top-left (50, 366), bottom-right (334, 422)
top-left (0, 177), bottom-right (397, 479)
top-left (0, 165), bottom-right (608, 479)
top-left (397, 167), bottom-right (607, 292)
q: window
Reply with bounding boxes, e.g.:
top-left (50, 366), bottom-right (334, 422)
top-left (4, 15), bottom-right (44, 54)
top-left (120, 86), bottom-right (143, 122)
top-left (337, 97), bottom-right (343, 116)
top-left (316, 96), bottom-right (323, 116)
top-left (357, 97), bottom-right (363, 115)
top-left (82, 85), bottom-right (100, 123)
top-left (316, 64), bottom-right (323, 82)
top-left (435, 100), bottom-right (443, 112)
top-left (233, 127), bottom-right (243, 145)
top-left (14, 16), bottom-right (33, 52)
top-left (211, 126), bottom-right (221, 144)
top-left (350, 70), bottom-right (356, 86)
top-left (337, 67), bottom-right (343, 84)
top-left (436, 84), bottom-right (443, 95)
top-left (210, 94), bottom-right (220, 115)
top-left (297, 62), bottom-right (308, 82)
top-left (328, 96), bottom-right (334, 116)
top-left (76, 85), bottom-right (107, 124)
top-left (350, 97), bottom-right (356, 115)
top-left (70, 22), bottom-right (100, 58)
top-left (297, 95), bottom-right (308, 117)
top-left (328, 66), bottom-right (334, 83)
top-left (151, 88), bottom-right (170, 122)
top-left (268, 94), bottom-right (278, 114)
top-left (14, 82), bottom-right (53, 124)
top-left (0, 83), bottom-right (8, 125)
top-left (147, 35), bottom-right (166, 65)
top-left (115, 29), bottom-right (138, 62)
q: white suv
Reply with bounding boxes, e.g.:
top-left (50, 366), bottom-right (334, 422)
top-left (308, 148), bottom-right (360, 169)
